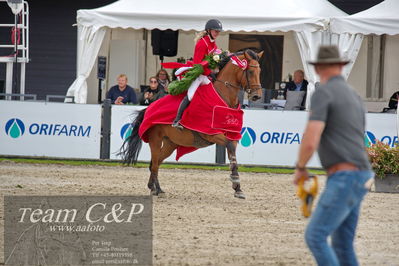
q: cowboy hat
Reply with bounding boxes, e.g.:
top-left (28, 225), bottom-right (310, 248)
top-left (308, 45), bottom-right (350, 65)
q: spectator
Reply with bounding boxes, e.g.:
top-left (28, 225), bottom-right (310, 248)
top-left (155, 69), bottom-right (169, 101)
top-left (382, 90), bottom-right (399, 113)
top-left (294, 45), bottom-right (373, 266)
top-left (154, 85), bottom-right (168, 101)
top-left (388, 90), bottom-right (399, 109)
top-left (106, 74), bottom-right (138, 105)
top-left (139, 77), bottom-right (159, 105)
top-left (156, 69), bottom-right (170, 92)
top-left (284, 70), bottom-right (308, 108)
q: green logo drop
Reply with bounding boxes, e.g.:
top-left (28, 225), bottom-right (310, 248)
top-left (9, 121), bottom-right (22, 138)
top-left (5, 119), bottom-right (25, 139)
top-left (123, 127), bottom-right (133, 140)
top-left (241, 130), bottom-right (252, 147)
top-left (240, 127), bottom-right (256, 147)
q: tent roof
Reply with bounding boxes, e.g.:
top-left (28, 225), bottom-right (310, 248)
top-left (331, 0), bottom-right (399, 35)
top-left (77, 0), bottom-right (346, 33)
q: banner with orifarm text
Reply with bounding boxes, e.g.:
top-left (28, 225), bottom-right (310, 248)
top-left (0, 101), bottom-right (101, 159)
top-left (235, 110), bottom-right (321, 167)
top-left (365, 113), bottom-right (398, 148)
top-left (235, 110), bottom-right (398, 167)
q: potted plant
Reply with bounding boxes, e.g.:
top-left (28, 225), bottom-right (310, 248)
top-left (366, 141), bottom-right (399, 193)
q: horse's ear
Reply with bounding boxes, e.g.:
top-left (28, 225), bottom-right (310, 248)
top-left (244, 50), bottom-right (251, 60)
top-left (257, 51), bottom-right (264, 60)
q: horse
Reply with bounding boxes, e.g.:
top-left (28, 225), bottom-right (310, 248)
top-left (120, 49), bottom-right (263, 199)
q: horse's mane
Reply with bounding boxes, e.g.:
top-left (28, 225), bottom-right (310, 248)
top-left (218, 49), bottom-right (259, 71)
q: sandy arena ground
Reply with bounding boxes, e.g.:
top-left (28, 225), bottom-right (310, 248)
top-left (0, 160), bottom-right (398, 265)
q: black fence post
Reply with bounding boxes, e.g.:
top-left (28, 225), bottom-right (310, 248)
top-left (100, 99), bottom-right (111, 159)
top-left (215, 144), bottom-right (226, 164)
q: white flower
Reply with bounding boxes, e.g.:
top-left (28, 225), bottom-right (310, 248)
top-left (213, 55), bottom-right (220, 62)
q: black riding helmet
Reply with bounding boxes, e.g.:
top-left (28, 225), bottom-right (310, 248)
top-left (205, 19), bottom-right (223, 32)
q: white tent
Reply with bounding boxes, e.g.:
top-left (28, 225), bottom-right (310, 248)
top-left (67, 0), bottom-right (355, 104)
top-left (331, 0), bottom-right (399, 35)
top-left (331, 0), bottom-right (399, 136)
top-left (76, 0), bottom-right (342, 32)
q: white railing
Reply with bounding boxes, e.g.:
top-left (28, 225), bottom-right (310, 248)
top-left (0, 0), bottom-right (29, 96)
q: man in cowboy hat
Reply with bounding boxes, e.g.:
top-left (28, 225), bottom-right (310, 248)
top-left (293, 45), bottom-right (374, 266)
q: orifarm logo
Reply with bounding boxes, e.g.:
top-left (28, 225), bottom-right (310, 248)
top-left (4, 118), bottom-right (91, 139)
top-left (239, 126), bottom-right (301, 148)
top-left (120, 123), bottom-right (133, 140)
top-left (364, 131), bottom-right (398, 148)
top-left (239, 127), bottom-right (256, 147)
top-left (5, 118), bottom-right (25, 139)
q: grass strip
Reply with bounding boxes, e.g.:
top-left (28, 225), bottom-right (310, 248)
top-left (0, 157), bottom-right (325, 175)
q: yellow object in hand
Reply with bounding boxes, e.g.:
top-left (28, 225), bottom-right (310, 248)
top-left (297, 176), bottom-right (318, 218)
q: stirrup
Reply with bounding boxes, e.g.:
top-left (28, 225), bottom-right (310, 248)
top-left (171, 121), bottom-right (183, 130)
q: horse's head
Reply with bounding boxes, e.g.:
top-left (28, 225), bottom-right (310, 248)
top-left (215, 49), bottom-right (263, 107)
top-left (237, 50), bottom-right (263, 102)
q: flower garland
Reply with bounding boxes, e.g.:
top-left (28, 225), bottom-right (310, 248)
top-left (168, 49), bottom-right (230, 96)
top-left (168, 64), bottom-right (204, 95)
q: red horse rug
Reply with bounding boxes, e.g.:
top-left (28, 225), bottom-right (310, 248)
top-left (138, 83), bottom-right (243, 160)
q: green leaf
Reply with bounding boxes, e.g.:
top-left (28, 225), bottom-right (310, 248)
top-left (168, 64), bottom-right (204, 95)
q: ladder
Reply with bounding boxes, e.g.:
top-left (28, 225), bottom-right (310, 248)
top-left (0, 0), bottom-right (29, 97)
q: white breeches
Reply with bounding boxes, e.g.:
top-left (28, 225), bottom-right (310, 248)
top-left (187, 75), bottom-right (211, 101)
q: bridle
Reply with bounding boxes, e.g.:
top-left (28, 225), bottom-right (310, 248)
top-left (215, 60), bottom-right (261, 95)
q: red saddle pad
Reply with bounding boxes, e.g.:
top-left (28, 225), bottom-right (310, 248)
top-left (211, 105), bottom-right (243, 133)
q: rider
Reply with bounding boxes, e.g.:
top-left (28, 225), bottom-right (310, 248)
top-left (172, 19), bottom-right (223, 129)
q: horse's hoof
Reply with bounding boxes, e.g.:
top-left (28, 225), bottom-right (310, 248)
top-left (234, 191), bottom-right (246, 199)
top-left (150, 189), bottom-right (165, 196)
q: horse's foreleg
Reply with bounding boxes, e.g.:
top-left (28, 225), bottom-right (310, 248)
top-left (227, 141), bottom-right (239, 179)
top-left (197, 133), bottom-right (244, 199)
top-left (226, 140), bottom-right (245, 199)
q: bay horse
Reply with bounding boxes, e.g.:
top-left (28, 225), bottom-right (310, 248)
top-left (120, 49), bottom-right (263, 199)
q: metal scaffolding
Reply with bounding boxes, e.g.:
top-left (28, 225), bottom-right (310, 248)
top-left (0, 0), bottom-right (29, 97)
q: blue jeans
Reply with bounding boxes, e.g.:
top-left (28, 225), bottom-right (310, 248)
top-left (305, 170), bottom-right (374, 266)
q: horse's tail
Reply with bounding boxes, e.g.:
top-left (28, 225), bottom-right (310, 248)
top-left (119, 108), bottom-right (147, 165)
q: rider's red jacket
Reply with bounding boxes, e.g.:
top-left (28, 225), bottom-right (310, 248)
top-left (193, 35), bottom-right (217, 75)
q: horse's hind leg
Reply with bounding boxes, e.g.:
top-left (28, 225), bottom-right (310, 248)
top-left (226, 141), bottom-right (245, 199)
top-left (147, 130), bottom-right (163, 196)
top-left (151, 137), bottom-right (178, 195)
top-left (158, 137), bottom-right (178, 165)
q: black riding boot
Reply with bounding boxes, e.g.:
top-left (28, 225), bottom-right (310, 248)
top-left (172, 96), bottom-right (190, 129)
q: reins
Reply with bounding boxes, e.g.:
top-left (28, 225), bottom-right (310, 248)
top-left (215, 63), bottom-right (261, 94)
